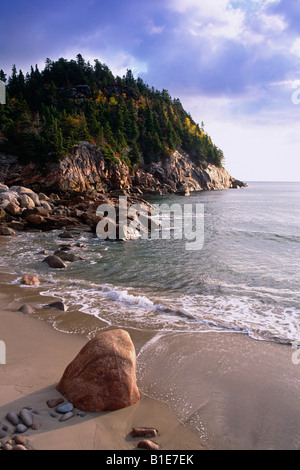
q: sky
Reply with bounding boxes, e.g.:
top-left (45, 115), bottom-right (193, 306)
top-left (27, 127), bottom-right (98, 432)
top-left (1, 0), bottom-right (300, 181)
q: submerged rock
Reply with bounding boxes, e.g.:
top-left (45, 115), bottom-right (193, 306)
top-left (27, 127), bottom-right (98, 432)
top-left (42, 255), bottom-right (67, 269)
top-left (57, 329), bottom-right (140, 412)
top-left (53, 250), bottom-right (83, 262)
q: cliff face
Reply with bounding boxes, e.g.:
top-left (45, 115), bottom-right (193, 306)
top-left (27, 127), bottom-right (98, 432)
top-left (0, 143), bottom-right (245, 195)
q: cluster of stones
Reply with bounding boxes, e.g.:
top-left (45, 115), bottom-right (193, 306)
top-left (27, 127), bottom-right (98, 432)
top-left (46, 397), bottom-right (86, 422)
top-left (0, 183), bottom-right (157, 241)
top-left (0, 408), bottom-right (39, 450)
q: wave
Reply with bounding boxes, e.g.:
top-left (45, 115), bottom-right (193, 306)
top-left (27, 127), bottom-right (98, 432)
top-left (227, 229), bottom-right (300, 244)
top-left (33, 276), bottom-right (300, 346)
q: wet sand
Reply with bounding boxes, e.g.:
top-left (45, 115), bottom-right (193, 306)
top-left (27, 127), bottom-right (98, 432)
top-left (137, 330), bottom-right (300, 450)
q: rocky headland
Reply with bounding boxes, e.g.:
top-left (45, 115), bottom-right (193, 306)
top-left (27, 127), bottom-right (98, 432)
top-left (0, 143), bottom-right (246, 238)
top-left (0, 143), bottom-right (246, 195)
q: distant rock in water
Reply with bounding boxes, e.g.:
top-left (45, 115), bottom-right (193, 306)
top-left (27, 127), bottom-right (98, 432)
top-left (42, 255), bottom-right (67, 269)
top-left (57, 329), bottom-right (140, 412)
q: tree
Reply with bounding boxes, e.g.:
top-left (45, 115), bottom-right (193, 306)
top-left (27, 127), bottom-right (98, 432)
top-left (129, 140), bottom-right (141, 165)
top-left (0, 69), bottom-right (7, 83)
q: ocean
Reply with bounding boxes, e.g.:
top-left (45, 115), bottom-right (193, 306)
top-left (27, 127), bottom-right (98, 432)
top-left (2, 181), bottom-right (300, 346)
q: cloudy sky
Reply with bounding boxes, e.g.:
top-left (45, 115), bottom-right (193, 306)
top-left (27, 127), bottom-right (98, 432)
top-left (1, 0), bottom-right (300, 181)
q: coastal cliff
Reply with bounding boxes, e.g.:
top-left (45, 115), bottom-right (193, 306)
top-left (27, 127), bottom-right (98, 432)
top-left (0, 143), bottom-right (245, 196)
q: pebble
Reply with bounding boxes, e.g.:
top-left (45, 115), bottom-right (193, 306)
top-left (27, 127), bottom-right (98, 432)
top-left (13, 444), bottom-right (27, 450)
top-left (20, 408), bottom-right (33, 427)
top-left (15, 424), bottom-right (28, 434)
top-left (14, 435), bottom-right (27, 445)
top-left (18, 304), bottom-right (35, 315)
top-left (49, 412), bottom-right (57, 418)
top-left (31, 422), bottom-right (41, 431)
top-left (6, 412), bottom-right (19, 426)
top-left (131, 428), bottom-right (158, 438)
top-left (46, 397), bottom-right (64, 408)
top-left (0, 429), bottom-right (7, 439)
top-left (59, 412), bottom-right (74, 422)
top-left (2, 443), bottom-right (13, 451)
top-left (137, 440), bottom-right (159, 450)
top-left (55, 402), bottom-right (73, 414)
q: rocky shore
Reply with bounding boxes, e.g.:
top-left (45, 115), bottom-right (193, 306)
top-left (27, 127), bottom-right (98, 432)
top-left (0, 182), bottom-right (156, 240)
top-left (0, 144), bottom-right (247, 240)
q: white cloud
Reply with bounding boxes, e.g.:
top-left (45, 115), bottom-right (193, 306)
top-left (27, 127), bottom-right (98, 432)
top-left (146, 20), bottom-right (165, 35)
top-left (63, 46), bottom-right (148, 77)
top-left (168, 0), bottom-right (245, 41)
top-left (291, 38), bottom-right (300, 58)
top-left (167, 0), bottom-right (287, 47)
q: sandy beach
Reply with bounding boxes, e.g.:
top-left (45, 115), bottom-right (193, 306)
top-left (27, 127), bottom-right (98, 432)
top-left (0, 285), bottom-right (205, 451)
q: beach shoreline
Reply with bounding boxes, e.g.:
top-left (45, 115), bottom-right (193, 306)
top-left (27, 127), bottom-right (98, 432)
top-left (0, 283), bottom-right (205, 451)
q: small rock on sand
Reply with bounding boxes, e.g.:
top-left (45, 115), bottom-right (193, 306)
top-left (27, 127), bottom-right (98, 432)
top-left (6, 412), bottom-right (20, 426)
top-left (19, 409), bottom-right (33, 427)
top-left (55, 403), bottom-right (73, 414)
top-left (131, 428), bottom-right (158, 438)
top-left (137, 440), bottom-right (159, 450)
top-left (46, 397), bottom-right (64, 408)
top-left (18, 304), bottom-right (35, 315)
top-left (13, 444), bottom-right (27, 450)
top-left (59, 412), bottom-right (74, 422)
top-left (15, 424), bottom-right (28, 434)
top-left (2, 443), bottom-right (13, 450)
top-left (0, 429), bottom-right (7, 439)
top-left (31, 422), bottom-right (41, 431)
top-left (21, 276), bottom-right (40, 286)
top-left (14, 435), bottom-right (27, 446)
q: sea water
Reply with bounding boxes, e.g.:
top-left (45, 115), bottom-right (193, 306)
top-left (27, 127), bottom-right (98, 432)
top-left (2, 181), bottom-right (300, 345)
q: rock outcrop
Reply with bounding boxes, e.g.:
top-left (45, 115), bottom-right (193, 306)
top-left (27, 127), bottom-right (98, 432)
top-left (0, 143), bottom-right (246, 196)
top-left (56, 329), bottom-right (140, 412)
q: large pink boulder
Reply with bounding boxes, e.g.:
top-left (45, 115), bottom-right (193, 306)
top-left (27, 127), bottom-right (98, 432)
top-left (57, 329), bottom-right (140, 412)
